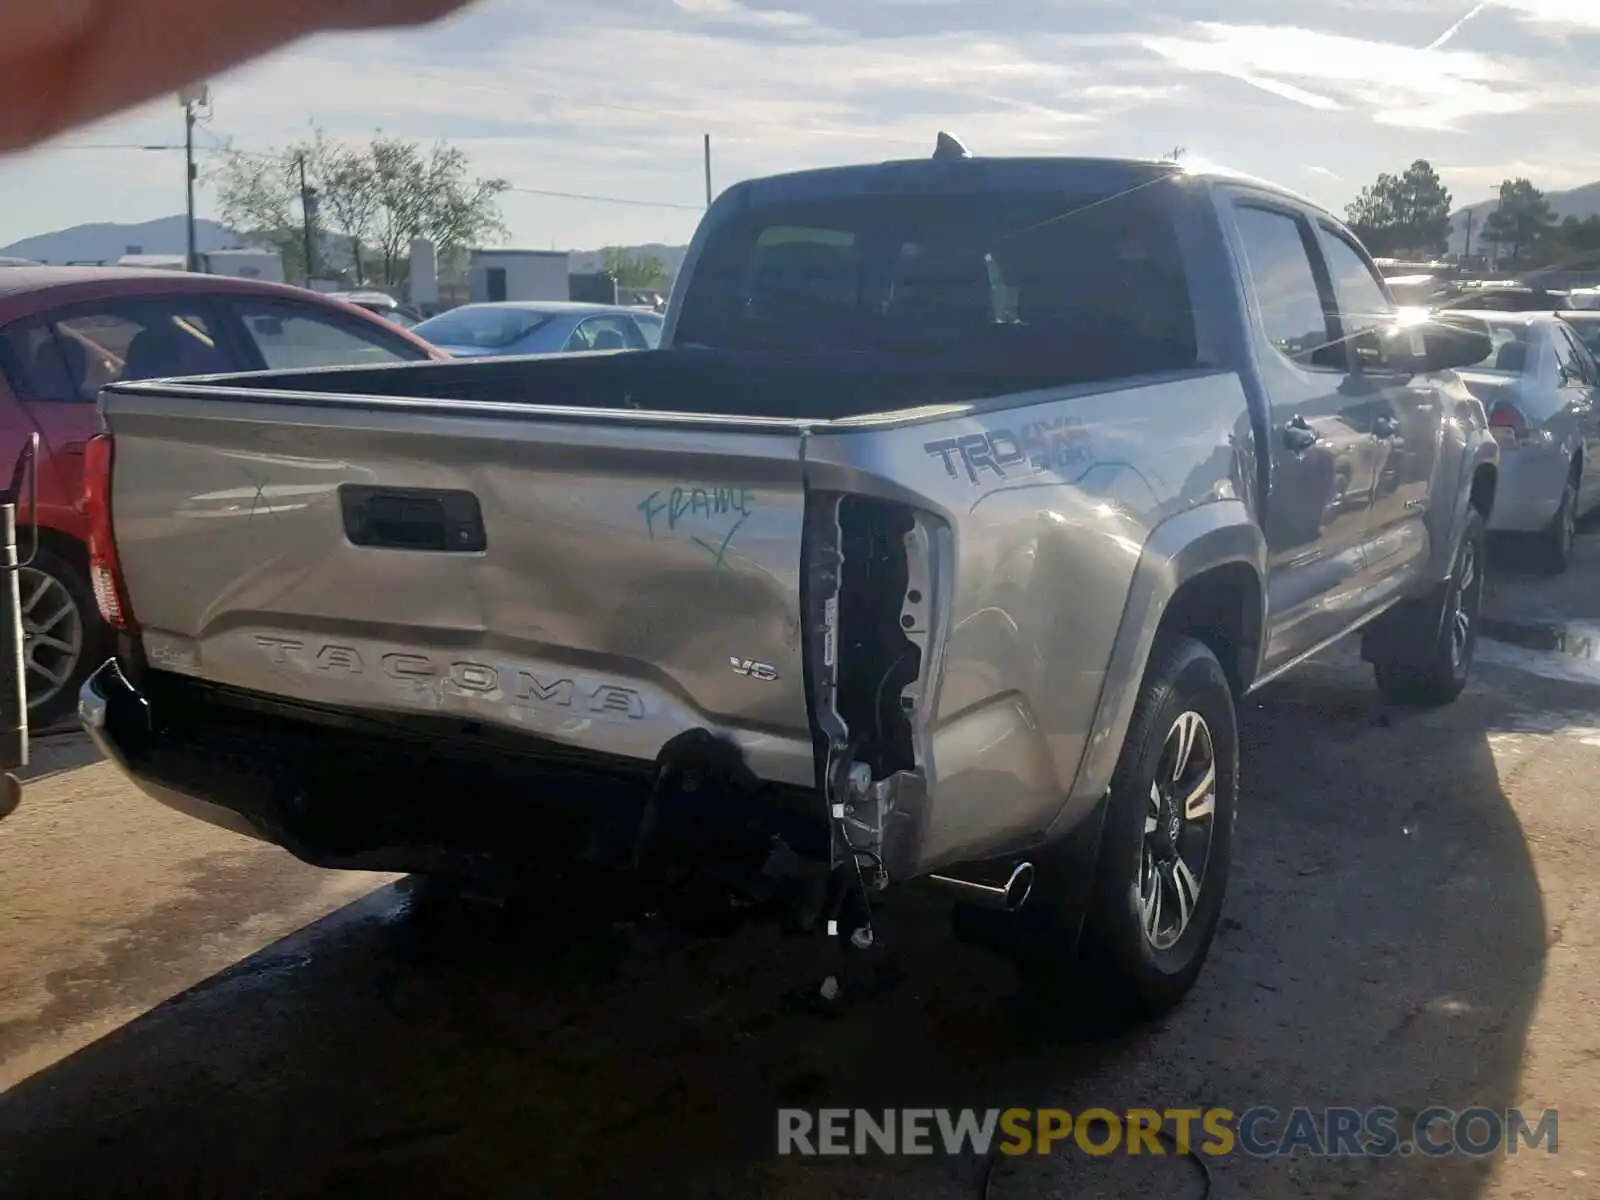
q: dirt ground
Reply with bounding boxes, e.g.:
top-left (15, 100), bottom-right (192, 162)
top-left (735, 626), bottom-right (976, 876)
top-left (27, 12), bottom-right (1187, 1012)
top-left (0, 540), bottom-right (1596, 1199)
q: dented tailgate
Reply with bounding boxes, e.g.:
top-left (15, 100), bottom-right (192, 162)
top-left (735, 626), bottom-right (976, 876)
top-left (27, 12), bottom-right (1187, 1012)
top-left (103, 390), bottom-right (816, 787)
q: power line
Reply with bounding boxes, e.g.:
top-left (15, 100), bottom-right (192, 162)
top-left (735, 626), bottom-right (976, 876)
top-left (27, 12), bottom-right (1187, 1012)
top-left (52, 134), bottom-right (712, 213)
top-left (503, 185), bottom-right (703, 211)
top-left (47, 143), bottom-right (184, 151)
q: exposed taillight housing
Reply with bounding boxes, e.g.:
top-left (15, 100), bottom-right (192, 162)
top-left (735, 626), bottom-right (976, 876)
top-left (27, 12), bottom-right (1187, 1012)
top-left (1488, 401), bottom-right (1529, 447)
top-left (83, 433), bottom-right (136, 630)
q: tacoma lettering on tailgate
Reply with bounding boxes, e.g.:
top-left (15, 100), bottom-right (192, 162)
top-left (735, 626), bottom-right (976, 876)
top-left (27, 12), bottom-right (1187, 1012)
top-left (252, 637), bottom-right (645, 719)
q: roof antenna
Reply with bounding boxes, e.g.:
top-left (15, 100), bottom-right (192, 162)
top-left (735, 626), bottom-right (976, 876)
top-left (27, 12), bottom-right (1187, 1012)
top-left (933, 131), bottom-right (970, 161)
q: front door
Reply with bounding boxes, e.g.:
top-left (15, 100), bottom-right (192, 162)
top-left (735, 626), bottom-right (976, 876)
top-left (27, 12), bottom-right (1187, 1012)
top-left (1228, 200), bottom-right (1381, 672)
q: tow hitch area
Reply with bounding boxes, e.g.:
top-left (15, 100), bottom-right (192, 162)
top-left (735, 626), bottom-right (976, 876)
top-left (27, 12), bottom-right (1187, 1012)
top-left (623, 491), bottom-right (945, 1007)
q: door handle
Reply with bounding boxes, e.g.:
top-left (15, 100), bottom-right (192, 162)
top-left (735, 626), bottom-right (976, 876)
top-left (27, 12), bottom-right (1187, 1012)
top-left (1282, 416), bottom-right (1318, 453)
top-left (1373, 414), bottom-right (1400, 439)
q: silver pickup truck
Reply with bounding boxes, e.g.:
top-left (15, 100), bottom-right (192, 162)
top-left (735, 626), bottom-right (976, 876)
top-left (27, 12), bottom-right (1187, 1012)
top-left (79, 149), bottom-right (1498, 1017)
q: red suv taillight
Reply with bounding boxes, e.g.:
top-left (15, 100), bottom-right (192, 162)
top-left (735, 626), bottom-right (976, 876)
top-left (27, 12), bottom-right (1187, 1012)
top-left (83, 433), bottom-right (136, 630)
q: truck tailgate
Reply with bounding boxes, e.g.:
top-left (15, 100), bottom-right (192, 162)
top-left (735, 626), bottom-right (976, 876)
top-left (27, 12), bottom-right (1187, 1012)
top-left (102, 390), bottom-right (816, 787)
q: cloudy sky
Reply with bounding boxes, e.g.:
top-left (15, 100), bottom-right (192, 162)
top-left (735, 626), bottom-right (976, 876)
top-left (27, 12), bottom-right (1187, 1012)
top-left (0, 0), bottom-right (1596, 251)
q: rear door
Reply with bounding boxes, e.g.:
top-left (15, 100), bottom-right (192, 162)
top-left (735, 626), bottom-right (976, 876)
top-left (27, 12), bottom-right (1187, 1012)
top-left (1315, 224), bottom-right (1440, 585)
top-left (1556, 324), bottom-right (1600, 514)
top-left (1225, 197), bottom-right (1381, 670)
top-left (1551, 321), bottom-right (1600, 513)
top-left (0, 296), bottom-right (233, 518)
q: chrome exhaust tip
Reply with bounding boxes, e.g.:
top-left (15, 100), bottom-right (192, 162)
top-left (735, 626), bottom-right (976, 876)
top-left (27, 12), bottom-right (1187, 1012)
top-left (926, 861), bottom-right (1035, 912)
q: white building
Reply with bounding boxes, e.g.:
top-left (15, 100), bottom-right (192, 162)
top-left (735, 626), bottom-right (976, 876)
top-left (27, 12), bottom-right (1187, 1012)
top-left (115, 249), bottom-right (284, 283)
top-left (468, 249), bottom-right (570, 303)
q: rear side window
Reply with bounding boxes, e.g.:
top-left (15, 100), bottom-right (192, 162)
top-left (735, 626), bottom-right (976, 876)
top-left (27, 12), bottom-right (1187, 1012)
top-left (1564, 318), bottom-right (1600, 362)
top-left (1441, 317), bottom-right (1530, 374)
top-left (673, 185), bottom-right (1198, 382)
top-left (0, 302), bottom-right (227, 400)
top-left (1231, 206), bottom-right (1335, 369)
top-left (565, 315), bottom-right (644, 352)
top-left (635, 312), bottom-right (664, 348)
top-left (231, 300), bottom-right (427, 370)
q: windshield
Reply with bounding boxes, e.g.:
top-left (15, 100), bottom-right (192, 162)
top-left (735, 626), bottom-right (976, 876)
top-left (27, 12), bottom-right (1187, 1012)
top-left (673, 184), bottom-right (1196, 375)
top-left (411, 307), bottom-right (553, 349)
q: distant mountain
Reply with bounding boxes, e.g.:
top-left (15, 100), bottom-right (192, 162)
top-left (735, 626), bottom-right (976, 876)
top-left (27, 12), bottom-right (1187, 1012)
top-left (1448, 180), bottom-right (1600, 255)
top-left (0, 215), bottom-right (244, 264)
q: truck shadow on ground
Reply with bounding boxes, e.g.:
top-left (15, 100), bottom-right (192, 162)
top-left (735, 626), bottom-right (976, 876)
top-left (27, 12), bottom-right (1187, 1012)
top-left (0, 654), bottom-right (1548, 1200)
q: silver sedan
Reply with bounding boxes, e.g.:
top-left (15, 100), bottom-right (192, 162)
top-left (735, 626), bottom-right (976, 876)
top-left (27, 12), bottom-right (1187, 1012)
top-left (1438, 310), bottom-right (1600, 571)
top-left (410, 302), bottom-right (663, 359)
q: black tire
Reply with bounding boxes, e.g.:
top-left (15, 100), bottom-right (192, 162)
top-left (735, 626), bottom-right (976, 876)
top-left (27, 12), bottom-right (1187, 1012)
top-left (1372, 508), bottom-right (1486, 707)
top-left (1532, 472), bottom-right (1578, 575)
top-left (15, 548), bottom-right (103, 726)
top-left (1013, 635), bottom-right (1238, 1020)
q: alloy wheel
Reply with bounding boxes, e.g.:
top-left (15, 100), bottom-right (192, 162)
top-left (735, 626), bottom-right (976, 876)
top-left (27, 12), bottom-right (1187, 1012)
top-left (1450, 535), bottom-right (1481, 671)
top-left (1562, 484), bottom-right (1578, 557)
top-left (1139, 710), bottom-right (1217, 952)
top-left (17, 566), bottom-right (85, 713)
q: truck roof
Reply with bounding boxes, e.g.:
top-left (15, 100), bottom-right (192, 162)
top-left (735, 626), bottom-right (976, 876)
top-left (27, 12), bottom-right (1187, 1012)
top-left (727, 153), bottom-right (1324, 215)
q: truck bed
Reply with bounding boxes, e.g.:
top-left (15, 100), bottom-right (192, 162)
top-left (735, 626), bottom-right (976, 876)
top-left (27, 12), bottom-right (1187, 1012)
top-left (158, 343), bottom-right (1170, 422)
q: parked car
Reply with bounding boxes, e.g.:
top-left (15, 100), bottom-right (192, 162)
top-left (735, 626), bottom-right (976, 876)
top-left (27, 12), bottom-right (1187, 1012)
top-left (0, 266), bottom-right (444, 722)
top-left (1559, 308), bottom-right (1600, 358)
top-left (410, 302), bottom-right (660, 357)
top-left (1436, 286), bottom-right (1572, 313)
top-left (1435, 310), bottom-right (1600, 570)
top-left (82, 152), bottom-right (1496, 1018)
top-left (327, 290), bottom-right (425, 329)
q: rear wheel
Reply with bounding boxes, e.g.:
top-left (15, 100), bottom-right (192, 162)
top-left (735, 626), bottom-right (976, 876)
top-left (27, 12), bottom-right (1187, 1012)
top-left (16, 549), bottom-right (101, 726)
top-left (1371, 508), bottom-right (1486, 707)
top-left (1000, 636), bottom-right (1238, 1020)
top-left (1532, 471), bottom-right (1579, 574)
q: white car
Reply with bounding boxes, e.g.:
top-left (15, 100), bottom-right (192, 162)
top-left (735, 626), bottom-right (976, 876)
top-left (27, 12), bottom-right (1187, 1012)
top-left (1441, 310), bottom-right (1600, 570)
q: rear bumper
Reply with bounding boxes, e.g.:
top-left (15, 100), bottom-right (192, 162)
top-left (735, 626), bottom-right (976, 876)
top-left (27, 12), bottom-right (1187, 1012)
top-left (80, 658), bottom-right (829, 879)
top-left (1486, 441), bottom-right (1570, 533)
top-left (80, 661), bottom-right (270, 846)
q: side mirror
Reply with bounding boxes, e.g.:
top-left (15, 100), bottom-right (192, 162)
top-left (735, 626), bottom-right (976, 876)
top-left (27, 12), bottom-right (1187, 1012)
top-left (1416, 318), bottom-right (1494, 373)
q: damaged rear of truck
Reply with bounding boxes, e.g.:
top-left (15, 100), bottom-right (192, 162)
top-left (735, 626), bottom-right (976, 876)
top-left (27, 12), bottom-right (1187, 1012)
top-left (81, 155), bottom-right (1293, 1014)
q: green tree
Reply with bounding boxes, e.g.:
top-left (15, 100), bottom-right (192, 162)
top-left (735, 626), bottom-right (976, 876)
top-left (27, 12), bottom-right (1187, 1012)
top-left (1344, 160), bottom-right (1453, 257)
top-left (1534, 214), bottom-right (1600, 270)
top-left (210, 130), bottom-right (509, 287)
top-left (601, 247), bottom-right (667, 291)
top-left (1481, 178), bottom-right (1556, 268)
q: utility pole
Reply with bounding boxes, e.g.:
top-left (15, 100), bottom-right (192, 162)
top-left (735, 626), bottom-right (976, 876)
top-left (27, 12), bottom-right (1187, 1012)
top-left (704, 134), bottom-right (713, 208)
top-left (177, 83), bottom-right (208, 272)
top-left (298, 153), bottom-right (318, 285)
top-left (1463, 208), bottom-right (1474, 261)
top-left (184, 103), bottom-right (197, 271)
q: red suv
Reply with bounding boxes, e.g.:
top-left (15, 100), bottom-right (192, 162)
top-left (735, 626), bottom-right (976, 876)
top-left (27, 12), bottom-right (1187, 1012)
top-left (0, 266), bottom-right (444, 722)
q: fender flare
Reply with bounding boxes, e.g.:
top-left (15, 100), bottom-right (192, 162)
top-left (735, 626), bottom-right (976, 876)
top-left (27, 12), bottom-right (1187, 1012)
top-left (1429, 429), bottom-right (1499, 585)
top-left (1042, 498), bottom-right (1266, 846)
